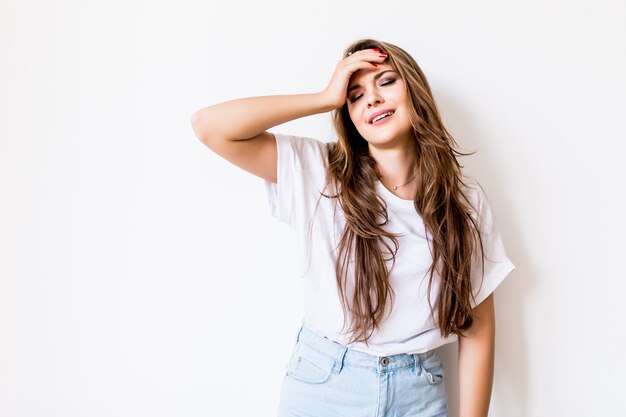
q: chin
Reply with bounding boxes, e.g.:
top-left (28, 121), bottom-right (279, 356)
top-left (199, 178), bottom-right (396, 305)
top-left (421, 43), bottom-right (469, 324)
top-left (363, 133), bottom-right (397, 146)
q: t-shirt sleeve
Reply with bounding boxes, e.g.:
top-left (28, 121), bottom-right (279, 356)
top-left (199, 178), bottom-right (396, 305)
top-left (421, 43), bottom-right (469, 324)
top-left (263, 132), bottom-right (327, 224)
top-left (468, 182), bottom-right (516, 308)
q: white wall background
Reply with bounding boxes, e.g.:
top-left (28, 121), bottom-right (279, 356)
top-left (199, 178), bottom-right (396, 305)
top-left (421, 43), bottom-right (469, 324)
top-left (1, 0), bottom-right (624, 416)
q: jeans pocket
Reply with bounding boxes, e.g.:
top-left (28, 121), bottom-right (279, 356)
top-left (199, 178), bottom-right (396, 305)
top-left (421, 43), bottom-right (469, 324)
top-left (417, 349), bottom-right (445, 385)
top-left (286, 342), bottom-right (335, 384)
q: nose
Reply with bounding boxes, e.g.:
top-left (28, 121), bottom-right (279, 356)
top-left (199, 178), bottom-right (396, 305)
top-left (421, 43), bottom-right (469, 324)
top-left (367, 91), bottom-right (383, 108)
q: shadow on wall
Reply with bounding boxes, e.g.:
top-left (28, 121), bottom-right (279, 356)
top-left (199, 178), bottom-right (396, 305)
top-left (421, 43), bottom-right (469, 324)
top-left (435, 89), bottom-right (534, 417)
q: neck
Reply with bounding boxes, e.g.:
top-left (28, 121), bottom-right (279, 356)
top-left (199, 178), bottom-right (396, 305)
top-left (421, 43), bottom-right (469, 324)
top-left (368, 139), bottom-right (417, 187)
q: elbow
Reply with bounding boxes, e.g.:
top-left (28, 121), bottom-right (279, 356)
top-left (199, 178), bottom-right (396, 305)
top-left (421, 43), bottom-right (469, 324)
top-left (190, 112), bottom-right (210, 144)
top-left (190, 110), bottom-right (205, 128)
top-left (190, 112), bottom-right (199, 128)
top-left (191, 108), bottom-right (233, 145)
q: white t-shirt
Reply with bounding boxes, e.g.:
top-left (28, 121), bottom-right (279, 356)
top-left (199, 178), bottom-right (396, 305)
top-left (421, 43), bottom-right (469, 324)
top-left (264, 132), bottom-right (515, 356)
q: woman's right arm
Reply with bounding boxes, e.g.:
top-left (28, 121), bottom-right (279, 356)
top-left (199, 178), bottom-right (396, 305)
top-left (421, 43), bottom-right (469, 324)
top-left (190, 48), bottom-right (385, 183)
top-left (190, 93), bottom-right (335, 183)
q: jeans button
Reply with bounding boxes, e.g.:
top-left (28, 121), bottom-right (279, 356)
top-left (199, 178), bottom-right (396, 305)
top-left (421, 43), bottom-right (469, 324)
top-left (380, 357), bottom-right (390, 366)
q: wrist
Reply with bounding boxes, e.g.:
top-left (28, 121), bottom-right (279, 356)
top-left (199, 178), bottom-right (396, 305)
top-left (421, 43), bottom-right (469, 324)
top-left (316, 90), bottom-right (343, 112)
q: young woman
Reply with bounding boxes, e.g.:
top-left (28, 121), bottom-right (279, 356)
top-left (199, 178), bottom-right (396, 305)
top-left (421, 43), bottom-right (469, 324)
top-left (191, 38), bottom-right (515, 417)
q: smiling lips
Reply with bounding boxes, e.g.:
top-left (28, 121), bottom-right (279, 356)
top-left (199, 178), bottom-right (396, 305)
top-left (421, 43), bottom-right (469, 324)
top-left (369, 109), bottom-right (395, 125)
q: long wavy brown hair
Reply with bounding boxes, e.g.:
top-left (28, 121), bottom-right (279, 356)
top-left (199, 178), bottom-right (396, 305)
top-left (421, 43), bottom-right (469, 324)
top-left (319, 38), bottom-right (485, 345)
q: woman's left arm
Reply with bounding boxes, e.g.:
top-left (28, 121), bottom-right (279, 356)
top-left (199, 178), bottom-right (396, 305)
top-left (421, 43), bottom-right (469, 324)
top-left (458, 293), bottom-right (496, 417)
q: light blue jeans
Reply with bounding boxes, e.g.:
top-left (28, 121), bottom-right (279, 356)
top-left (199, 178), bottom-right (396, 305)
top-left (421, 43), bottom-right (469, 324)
top-left (277, 323), bottom-right (449, 417)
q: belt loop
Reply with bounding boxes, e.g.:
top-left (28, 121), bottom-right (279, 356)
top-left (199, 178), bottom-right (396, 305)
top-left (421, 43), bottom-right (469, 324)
top-left (413, 353), bottom-right (422, 376)
top-left (295, 323), bottom-right (304, 343)
top-left (333, 346), bottom-right (348, 374)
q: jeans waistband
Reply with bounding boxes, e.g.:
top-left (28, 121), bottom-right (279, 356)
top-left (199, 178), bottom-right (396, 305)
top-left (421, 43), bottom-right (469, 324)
top-left (294, 322), bottom-right (438, 373)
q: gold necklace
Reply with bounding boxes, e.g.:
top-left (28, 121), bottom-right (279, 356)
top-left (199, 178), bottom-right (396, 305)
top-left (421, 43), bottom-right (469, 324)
top-left (378, 170), bottom-right (417, 190)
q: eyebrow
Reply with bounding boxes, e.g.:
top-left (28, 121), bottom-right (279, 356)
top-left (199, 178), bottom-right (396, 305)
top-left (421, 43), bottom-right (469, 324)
top-left (347, 70), bottom-right (396, 95)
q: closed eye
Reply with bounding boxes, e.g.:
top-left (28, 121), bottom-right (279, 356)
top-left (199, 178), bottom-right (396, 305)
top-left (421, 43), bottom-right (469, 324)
top-left (349, 79), bottom-right (396, 103)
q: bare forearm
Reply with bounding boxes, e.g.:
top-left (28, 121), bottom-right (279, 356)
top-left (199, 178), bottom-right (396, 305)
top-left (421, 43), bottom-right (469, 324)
top-left (458, 342), bottom-right (494, 417)
top-left (458, 294), bottom-right (496, 417)
top-left (191, 92), bottom-right (334, 142)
